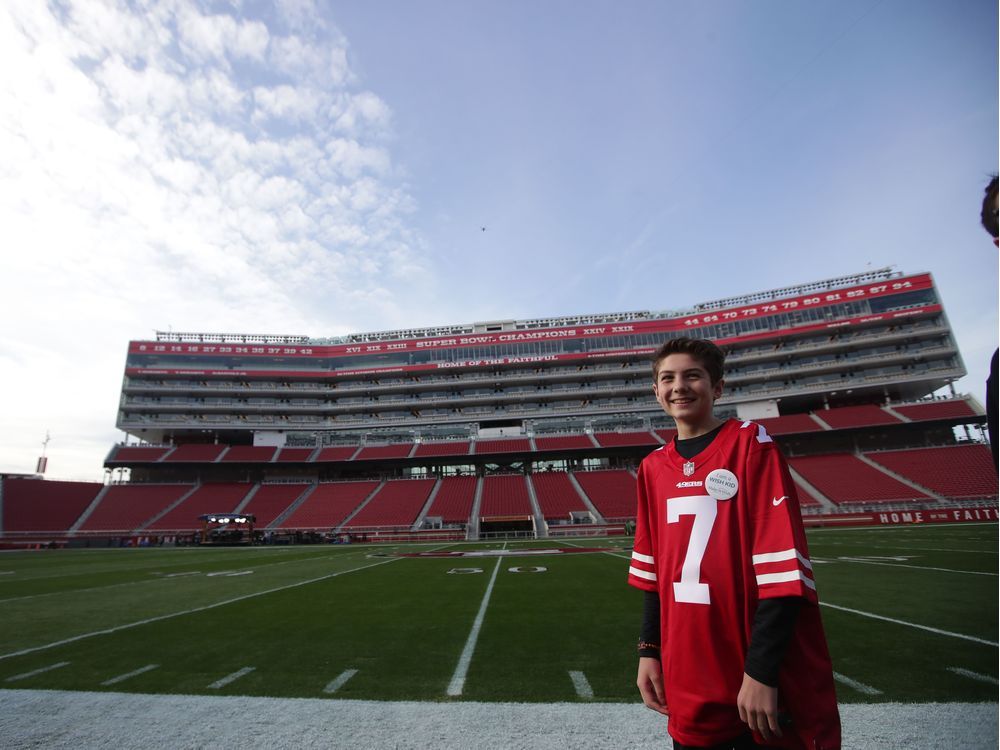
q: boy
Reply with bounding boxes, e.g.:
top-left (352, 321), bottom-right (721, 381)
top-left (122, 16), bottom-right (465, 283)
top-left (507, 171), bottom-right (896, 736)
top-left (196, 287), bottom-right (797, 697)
top-left (629, 337), bottom-right (841, 750)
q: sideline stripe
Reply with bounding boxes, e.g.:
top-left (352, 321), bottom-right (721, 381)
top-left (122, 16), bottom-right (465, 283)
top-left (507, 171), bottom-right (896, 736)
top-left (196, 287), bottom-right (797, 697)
top-left (835, 557), bottom-right (997, 577)
top-left (569, 670), bottom-right (594, 699)
top-left (323, 669), bottom-right (359, 694)
top-left (5, 661), bottom-right (71, 682)
top-left (833, 671), bottom-right (881, 696)
top-left (0, 556), bottom-right (402, 662)
top-left (209, 666), bottom-right (255, 689)
top-left (821, 602), bottom-right (998, 647)
top-left (100, 664), bottom-right (159, 686)
top-left (447, 553), bottom-right (504, 697)
top-left (947, 667), bottom-right (998, 685)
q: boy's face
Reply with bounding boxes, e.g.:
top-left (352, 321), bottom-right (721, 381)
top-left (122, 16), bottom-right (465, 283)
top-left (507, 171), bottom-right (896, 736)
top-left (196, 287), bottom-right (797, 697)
top-left (652, 353), bottom-right (724, 426)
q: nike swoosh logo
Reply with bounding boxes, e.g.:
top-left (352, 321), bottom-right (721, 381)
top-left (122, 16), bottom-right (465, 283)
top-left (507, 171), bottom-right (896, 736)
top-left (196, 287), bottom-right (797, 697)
top-left (772, 496), bottom-right (788, 506)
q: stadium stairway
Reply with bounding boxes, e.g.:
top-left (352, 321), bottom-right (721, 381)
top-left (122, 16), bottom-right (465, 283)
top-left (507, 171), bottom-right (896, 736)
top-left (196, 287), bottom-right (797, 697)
top-left (786, 468), bottom-right (838, 512)
top-left (855, 453), bottom-right (949, 503)
top-left (137, 484), bottom-right (201, 530)
top-left (881, 404), bottom-right (913, 423)
top-left (524, 475), bottom-right (547, 538)
top-left (410, 478), bottom-right (443, 531)
top-left (68, 485), bottom-right (112, 533)
top-left (266, 484), bottom-right (317, 529)
top-left (467, 478), bottom-right (485, 540)
top-left (334, 481), bottom-right (387, 532)
top-left (232, 484), bottom-right (261, 515)
top-left (566, 472), bottom-right (606, 524)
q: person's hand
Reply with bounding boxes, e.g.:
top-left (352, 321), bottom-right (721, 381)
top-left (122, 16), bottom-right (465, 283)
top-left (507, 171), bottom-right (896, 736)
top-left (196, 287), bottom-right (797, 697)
top-left (737, 672), bottom-right (782, 742)
top-left (636, 657), bottom-right (669, 716)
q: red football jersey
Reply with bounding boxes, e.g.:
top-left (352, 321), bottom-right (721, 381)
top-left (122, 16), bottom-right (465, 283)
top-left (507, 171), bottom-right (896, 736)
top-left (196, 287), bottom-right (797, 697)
top-left (629, 420), bottom-right (841, 749)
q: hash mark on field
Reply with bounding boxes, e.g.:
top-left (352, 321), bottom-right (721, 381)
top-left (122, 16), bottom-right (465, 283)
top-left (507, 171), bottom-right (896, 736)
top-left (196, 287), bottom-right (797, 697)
top-left (208, 666), bottom-right (255, 689)
top-left (5, 661), bottom-right (71, 682)
top-left (569, 670), bottom-right (594, 699)
top-left (101, 664), bottom-right (160, 686)
top-left (947, 667), bottom-right (998, 685)
top-left (833, 671), bottom-right (881, 696)
top-left (447, 551), bottom-right (504, 696)
top-left (821, 602), bottom-right (998, 647)
top-left (323, 669), bottom-right (359, 694)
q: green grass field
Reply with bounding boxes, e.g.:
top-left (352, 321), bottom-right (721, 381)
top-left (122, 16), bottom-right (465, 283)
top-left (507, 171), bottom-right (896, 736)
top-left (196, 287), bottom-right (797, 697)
top-left (0, 523), bottom-right (996, 706)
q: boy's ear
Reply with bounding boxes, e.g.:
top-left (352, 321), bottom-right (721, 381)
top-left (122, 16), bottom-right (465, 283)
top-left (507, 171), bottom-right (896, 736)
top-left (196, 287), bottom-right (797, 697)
top-left (713, 378), bottom-right (725, 400)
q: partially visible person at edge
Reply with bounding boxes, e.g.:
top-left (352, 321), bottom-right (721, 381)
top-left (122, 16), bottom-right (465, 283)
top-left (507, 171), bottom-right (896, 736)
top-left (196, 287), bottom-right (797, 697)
top-left (628, 337), bottom-right (841, 750)
top-left (980, 175), bottom-right (998, 470)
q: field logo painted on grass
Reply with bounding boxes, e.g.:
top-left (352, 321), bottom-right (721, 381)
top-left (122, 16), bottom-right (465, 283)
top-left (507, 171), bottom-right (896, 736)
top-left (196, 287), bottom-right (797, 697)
top-left (377, 546), bottom-right (614, 559)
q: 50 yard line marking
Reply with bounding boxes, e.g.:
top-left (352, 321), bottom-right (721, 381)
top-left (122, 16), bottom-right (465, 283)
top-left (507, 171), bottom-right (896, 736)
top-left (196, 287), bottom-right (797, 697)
top-left (447, 547), bottom-right (505, 697)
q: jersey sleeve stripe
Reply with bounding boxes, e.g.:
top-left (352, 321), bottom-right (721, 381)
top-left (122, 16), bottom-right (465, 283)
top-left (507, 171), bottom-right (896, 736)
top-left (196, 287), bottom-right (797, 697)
top-left (631, 550), bottom-right (655, 564)
top-left (756, 570), bottom-right (816, 589)
top-left (628, 566), bottom-right (657, 582)
top-left (752, 548), bottom-right (813, 570)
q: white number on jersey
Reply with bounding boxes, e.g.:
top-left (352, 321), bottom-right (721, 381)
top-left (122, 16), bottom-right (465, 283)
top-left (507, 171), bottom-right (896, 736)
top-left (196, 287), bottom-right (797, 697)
top-left (667, 495), bottom-right (717, 605)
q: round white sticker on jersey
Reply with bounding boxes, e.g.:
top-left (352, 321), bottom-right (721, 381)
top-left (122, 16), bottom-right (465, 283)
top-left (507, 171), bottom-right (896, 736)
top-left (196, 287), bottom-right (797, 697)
top-left (705, 469), bottom-right (739, 501)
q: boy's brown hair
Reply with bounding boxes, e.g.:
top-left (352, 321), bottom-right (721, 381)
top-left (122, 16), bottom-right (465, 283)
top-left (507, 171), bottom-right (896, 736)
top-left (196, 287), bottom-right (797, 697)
top-left (650, 337), bottom-right (726, 385)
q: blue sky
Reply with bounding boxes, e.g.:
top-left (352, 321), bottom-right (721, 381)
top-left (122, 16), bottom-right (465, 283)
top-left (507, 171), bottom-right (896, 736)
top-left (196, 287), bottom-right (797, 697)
top-left (0, 0), bottom-right (996, 480)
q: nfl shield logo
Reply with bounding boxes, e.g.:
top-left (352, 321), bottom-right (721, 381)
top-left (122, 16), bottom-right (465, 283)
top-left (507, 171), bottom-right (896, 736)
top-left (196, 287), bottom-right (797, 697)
top-left (683, 461), bottom-right (695, 476)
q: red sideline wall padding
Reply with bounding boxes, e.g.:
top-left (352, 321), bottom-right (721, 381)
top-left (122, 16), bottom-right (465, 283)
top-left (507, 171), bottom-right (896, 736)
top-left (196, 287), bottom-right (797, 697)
top-left (805, 506), bottom-right (998, 528)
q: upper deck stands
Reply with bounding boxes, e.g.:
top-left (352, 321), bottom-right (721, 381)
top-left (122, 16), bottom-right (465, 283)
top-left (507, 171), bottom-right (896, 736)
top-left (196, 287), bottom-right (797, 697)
top-left (480, 475), bottom-right (532, 517)
top-left (474, 439), bottom-right (531, 455)
top-left (2, 479), bottom-right (102, 532)
top-left (425, 476), bottom-right (477, 524)
top-left (534, 435), bottom-right (594, 451)
top-left (146, 482), bottom-right (252, 530)
top-left (354, 443), bottom-right (413, 461)
top-left (813, 405), bottom-right (902, 430)
top-left (788, 454), bottom-right (932, 505)
top-left (864, 445), bottom-right (997, 499)
top-left (792, 481), bottom-right (823, 507)
top-left (278, 480), bottom-right (379, 529)
top-left (241, 484), bottom-right (309, 527)
top-left (573, 470), bottom-right (636, 520)
top-left (757, 414), bottom-right (825, 435)
top-left (80, 484), bottom-right (193, 531)
top-left (344, 478), bottom-right (436, 528)
top-left (220, 446), bottom-right (277, 462)
top-left (529, 473), bottom-right (587, 520)
top-left (413, 441), bottom-right (471, 457)
top-left (893, 400), bottom-right (978, 421)
top-left (315, 446), bottom-right (359, 462)
top-left (593, 431), bottom-right (659, 447)
top-left (107, 446), bottom-right (170, 463)
top-left (275, 447), bottom-right (315, 462)
top-left (163, 444), bottom-right (226, 462)
top-left (653, 429), bottom-right (677, 444)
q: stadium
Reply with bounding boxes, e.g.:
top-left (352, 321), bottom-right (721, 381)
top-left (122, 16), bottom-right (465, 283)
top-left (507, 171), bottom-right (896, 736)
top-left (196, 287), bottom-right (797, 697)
top-left (1, 267), bottom-right (997, 748)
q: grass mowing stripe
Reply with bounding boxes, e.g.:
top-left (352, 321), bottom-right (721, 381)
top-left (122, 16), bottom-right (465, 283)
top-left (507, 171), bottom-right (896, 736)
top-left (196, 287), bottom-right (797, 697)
top-left (568, 670), bottom-right (594, 699)
top-left (946, 667), bottom-right (998, 685)
top-left (446, 554), bottom-right (504, 697)
top-left (323, 669), bottom-right (359, 694)
top-left (833, 671), bottom-right (882, 696)
top-left (821, 601), bottom-right (998, 647)
top-left (835, 557), bottom-right (997, 577)
top-left (100, 664), bottom-right (159, 686)
top-left (5, 661), bottom-right (71, 682)
top-left (0, 556), bottom-right (401, 662)
top-left (208, 667), bottom-right (255, 689)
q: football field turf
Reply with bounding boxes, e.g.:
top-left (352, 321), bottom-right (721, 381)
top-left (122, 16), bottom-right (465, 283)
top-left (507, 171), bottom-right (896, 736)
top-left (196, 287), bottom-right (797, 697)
top-left (0, 523), bottom-right (996, 707)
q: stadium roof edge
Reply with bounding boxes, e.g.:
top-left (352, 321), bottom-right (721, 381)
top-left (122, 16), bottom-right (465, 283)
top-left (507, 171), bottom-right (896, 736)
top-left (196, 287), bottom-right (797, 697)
top-left (151, 266), bottom-right (909, 346)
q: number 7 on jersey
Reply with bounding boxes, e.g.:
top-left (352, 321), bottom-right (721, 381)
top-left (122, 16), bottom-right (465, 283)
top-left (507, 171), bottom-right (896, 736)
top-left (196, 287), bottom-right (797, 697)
top-left (667, 495), bottom-right (718, 605)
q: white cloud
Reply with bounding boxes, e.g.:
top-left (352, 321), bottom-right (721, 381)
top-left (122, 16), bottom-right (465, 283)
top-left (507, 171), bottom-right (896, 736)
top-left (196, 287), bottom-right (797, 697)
top-left (0, 0), bottom-right (428, 480)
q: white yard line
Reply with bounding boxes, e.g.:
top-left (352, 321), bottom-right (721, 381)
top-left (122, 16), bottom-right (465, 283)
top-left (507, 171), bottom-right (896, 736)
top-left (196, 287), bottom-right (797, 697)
top-left (821, 602), bottom-right (998, 647)
top-left (100, 664), bottom-right (160, 686)
top-left (947, 667), bottom-right (998, 685)
top-left (835, 557), bottom-right (997, 577)
top-left (4, 661), bottom-right (71, 682)
top-left (446, 550), bottom-right (504, 697)
top-left (568, 670), bottom-right (594, 699)
top-left (208, 667), bottom-right (255, 689)
top-left (0, 556), bottom-right (401, 662)
top-left (833, 671), bottom-right (882, 695)
top-left (323, 669), bottom-right (359, 694)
